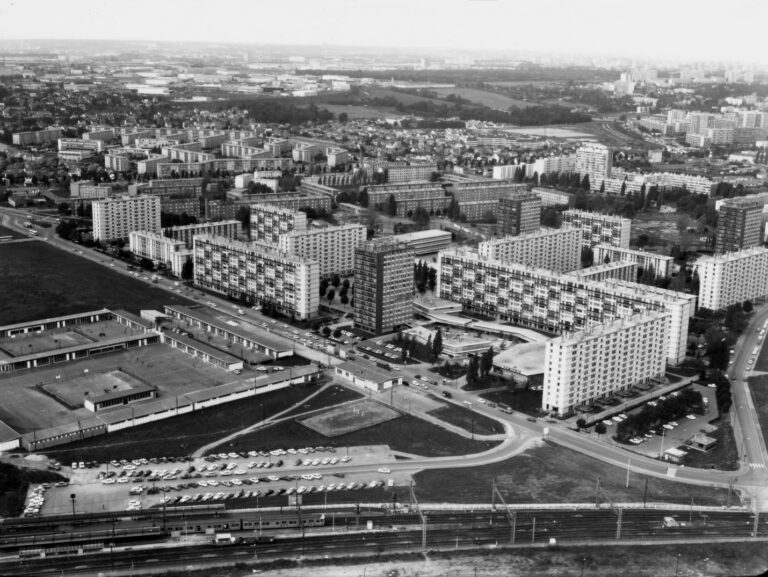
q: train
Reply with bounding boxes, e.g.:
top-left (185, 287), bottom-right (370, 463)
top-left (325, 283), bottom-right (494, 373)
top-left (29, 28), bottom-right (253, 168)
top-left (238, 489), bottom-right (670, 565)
top-left (165, 512), bottom-right (326, 534)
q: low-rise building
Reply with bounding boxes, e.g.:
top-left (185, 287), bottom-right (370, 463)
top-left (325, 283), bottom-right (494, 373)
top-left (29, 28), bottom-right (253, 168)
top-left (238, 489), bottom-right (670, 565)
top-left (592, 244), bottom-right (674, 279)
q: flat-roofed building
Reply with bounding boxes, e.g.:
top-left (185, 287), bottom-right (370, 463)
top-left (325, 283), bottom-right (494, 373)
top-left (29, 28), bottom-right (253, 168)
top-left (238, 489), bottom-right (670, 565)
top-left (565, 260), bottom-right (638, 283)
top-left (478, 227), bottom-right (581, 273)
top-left (695, 247), bottom-right (768, 311)
top-left (437, 248), bottom-right (695, 364)
top-left (390, 229), bottom-right (453, 255)
top-left (354, 239), bottom-right (415, 337)
top-left (193, 235), bottom-right (319, 320)
top-left (129, 231), bottom-right (191, 276)
top-left (164, 220), bottom-right (242, 249)
top-left (543, 312), bottom-right (669, 416)
top-left (13, 128), bottom-right (62, 147)
top-left (250, 204), bottom-right (308, 244)
top-left (498, 193), bottom-right (541, 236)
top-left (531, 187), bottom-right (574, 207)
top-left (715, 197), bottom-right (763, 254)
top-left (562, 209), bottom-right (631, 248)
top-left (448, 180), bottom-right (527, 202)
top-left (593, 244), bottom-right (674, 279)
top-left (92, 195), bottom-right (161, 241)
top-left (278, 223), bottom-right (366, 277)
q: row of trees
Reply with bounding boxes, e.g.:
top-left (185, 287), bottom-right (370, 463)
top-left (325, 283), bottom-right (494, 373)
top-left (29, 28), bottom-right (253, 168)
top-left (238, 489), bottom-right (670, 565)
top-left (465, 347), bottom-right (495, 387)
top-left (612, 388), bottom-right (705, 444)
top-left (414, 261), bottom-right (437, 294)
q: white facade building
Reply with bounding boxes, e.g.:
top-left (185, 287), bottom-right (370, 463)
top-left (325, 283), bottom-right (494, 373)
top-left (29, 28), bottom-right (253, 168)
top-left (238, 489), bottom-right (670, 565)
top-left (278, 224), bottom-right (367, 277)
top-left (592, 244), bottom-right (674, 279)
top-left (543, 312), bottom-right (669, 416)
top-left (92, 195), bottom-right (161, 241)
top-left (694, 247), bottom-right (768, 311)
top-left (478, 227), bottom-right (581, 273)
top-left (128, 231), bottom-right (190, 276)
top-left (250, 204), bottom-right (308, 244)
top-left (193, 235), bottom-right (319, 320)
top-left (562, 209), bottom-right (631, 248)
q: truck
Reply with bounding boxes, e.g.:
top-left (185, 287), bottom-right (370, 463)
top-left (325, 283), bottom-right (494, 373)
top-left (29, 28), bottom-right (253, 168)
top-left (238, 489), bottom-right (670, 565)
top-left (213, 533), bottom-right (236, 545)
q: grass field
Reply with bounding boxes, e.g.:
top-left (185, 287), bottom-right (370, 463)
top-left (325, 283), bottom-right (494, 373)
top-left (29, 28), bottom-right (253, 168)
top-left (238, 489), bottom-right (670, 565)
top-left (221, 414), bottom-right (500, 458)
top-left (681, 422), bottom-right (739, 471)
top-left (0, 225), bottom-right (26, 239)
top-left (37, 385), bottom-right (320, 464)
top-left (322, 104), bottom-right (396, 119)
top-left (281, 385), bottom-right (364, 418)
top-left (427, 403), bottom-right (505, 436)
top-left (632, 211), bottom-right (707, 252)
top-left (0, 241), bottom-right (195, 325)
top-left (480, 389), bottom-right (543, 416)
top-left (414, 440), bottom-right (734, 506)
top-left (431, 87), bottom-right (535, 109)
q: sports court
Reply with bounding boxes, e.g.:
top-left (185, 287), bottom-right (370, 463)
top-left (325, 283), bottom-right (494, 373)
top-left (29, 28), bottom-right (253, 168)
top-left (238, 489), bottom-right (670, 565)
top-left (301, 400), bottom-right (401, 437)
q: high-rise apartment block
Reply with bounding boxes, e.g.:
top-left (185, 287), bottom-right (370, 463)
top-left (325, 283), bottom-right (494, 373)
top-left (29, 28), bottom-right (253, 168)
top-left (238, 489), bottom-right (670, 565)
top-left (543, 312), bottom-right (669, 416)
top-left (575, 143), bottom-right (613, 181)
top-left (354, 239), bottom-right (415, 337)
top-left (561, 210), bottom-right (631, 248)
top-left (437, 249), bottom-right (695, 364)
top-left (497, 194), bottom-right (541, 236)
top-left (193, 235), bottom-right (319, 320)
top-left (278, 224), bottom-right (367, 277)
top-left (92, 195), bottom-right (161, 241)
top-left (128, 231), bottom-right (190, 276)
top-left (715, 197), bottom-right (763, 254)
top-left (164, 220), bottom-right (242, 249)
top-left (250, 204), bottom-right (308, 244)
top-left (695, 247), bottom-right (768, 311)
top-left (478, 228), bottom-right (581, 273)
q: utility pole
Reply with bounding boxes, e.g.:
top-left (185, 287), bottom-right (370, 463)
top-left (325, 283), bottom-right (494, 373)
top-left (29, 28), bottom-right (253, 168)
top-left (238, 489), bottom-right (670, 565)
top-left (643, 478), bottom-right (648, 508)
top-left (615, 508), bottom-right (622, 541)
top-left (531, 516), bottom-right (536, 545)
top-left (421, 513), bottom-right (427, 552)
top-left (753, 511), bottom-right (760, 537)
top-left (595, 478), bottom-right (601, 508)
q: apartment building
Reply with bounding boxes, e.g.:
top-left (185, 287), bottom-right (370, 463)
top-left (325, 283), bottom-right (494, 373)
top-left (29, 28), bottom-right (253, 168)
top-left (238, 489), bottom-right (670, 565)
top-left (390, 229), bottom-right (452, 256)
top-left (695, 247), bottom-right (768, 311)
top-left (326, 148), bottom-right (350, 167)
top-left (299, 181), bottom-right (340, 201)
top-left (128, 231), bottom-right (190, 276)
top-left (363, 160), bottom-right (438, 183)
top-left (575, 143), bottom-right (613, 181)
top-left (448, 180), bottom-right (528, 202)
top-left (244, 192), bottom-right (332, 214)
top-left (92, 195), bottom-right (161, 241)
top-left (498, 194), bottom-right (541, 236)
top-left (164, 220), bottom-right (242, 249)
top-left (565, 260), bottom-right (638, 283)
top-left (58, 138), bottom-right (105, 153)
top-left (70, 180), bottom-right (115, 200)
top-left (367, 182), bottom-right (446, 207)
top-left (160, 198), bottom-right (201, 219)
top-left (478, 228), bottom-right (581, 273)
top-left (129, 178), bottom-right (205, 199)
top-left (437, 248), bottom-right (695, 364)
top-left (278, 224), bottom-right (366, 277)
top-left (543, 312), bottom-right (669, 416)
top-left (354, 239), bottom-right (415, 337)
top-left (562, 209), bottom-right (631, 248)
top-left (193, 235), bottom-right (319, 320)
top-left (531, 187), bottom-right (574, 207)
top-left (715, 197), bottom-right (763, 254)
top-left (592, 244), bottom-right (674, 279)
top-left (12, 128), bottom-right (62, 147)
top-left (250, 204), bottom-right (308, 244)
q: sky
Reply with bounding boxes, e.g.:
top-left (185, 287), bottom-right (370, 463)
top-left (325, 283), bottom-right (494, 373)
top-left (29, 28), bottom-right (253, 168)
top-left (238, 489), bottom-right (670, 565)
top-left (0, 0), bottom-right (766, 65)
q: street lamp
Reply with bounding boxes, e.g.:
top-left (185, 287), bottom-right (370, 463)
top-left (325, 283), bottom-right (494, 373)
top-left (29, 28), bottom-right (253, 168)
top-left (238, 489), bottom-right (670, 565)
top-left (70, 493), bottom-right (76, 517)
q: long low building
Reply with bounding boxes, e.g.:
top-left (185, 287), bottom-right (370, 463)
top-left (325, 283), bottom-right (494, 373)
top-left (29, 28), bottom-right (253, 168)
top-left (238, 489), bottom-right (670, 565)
top-left (478, 228), bottom-right (581, 273)
top-left (390, 229), bottom-right (452, 255)
top-left (592, 244), bottom-right (674, 279)
top-left (163, 305), bottom-right (293, 359)
top-left (565, 260), bottom-right (638, 283)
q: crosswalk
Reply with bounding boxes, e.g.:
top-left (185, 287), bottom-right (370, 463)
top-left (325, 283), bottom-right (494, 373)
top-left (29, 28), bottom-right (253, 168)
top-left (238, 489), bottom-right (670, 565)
top-left (749, 462), bottom-right (766, 469)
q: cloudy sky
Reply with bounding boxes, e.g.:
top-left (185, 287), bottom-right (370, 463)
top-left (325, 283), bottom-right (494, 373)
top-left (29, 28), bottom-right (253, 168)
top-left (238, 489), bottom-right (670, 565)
top-left (1, 0), bottom-right (765, 65)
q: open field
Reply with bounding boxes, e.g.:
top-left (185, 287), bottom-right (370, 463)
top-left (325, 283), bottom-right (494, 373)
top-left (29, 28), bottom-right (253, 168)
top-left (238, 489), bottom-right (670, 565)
top-left (430, 87), bottom-right (535, 109)
top-left (632, 211), bottom-right (708, 252)
top-left (0, 241), bottom-right (195, 325)
top-left (681, 422), bottom-right (740, 471)
top-left (0, 224), bottom-right (26, 239)
top-left (414, 440), bottom-right (734, 506)
top-left (428, 402), bottom-right (505, 436)
top-left (322, 104), bottom-right (396, 119)
top-left (36, 385), bottom-right (319, 464)
top-left (282, 384), bottom-right (364, 417)
top-left (224, 413), bottom-right (501, 458)
top-left (365, 86), bottom-right (448, 106)
top-left (301, 400), bottom-right (400, 437)
top-left (0, 343), bottom-right (231, 432)
top-left (202, 543), bottom-right (768, 577)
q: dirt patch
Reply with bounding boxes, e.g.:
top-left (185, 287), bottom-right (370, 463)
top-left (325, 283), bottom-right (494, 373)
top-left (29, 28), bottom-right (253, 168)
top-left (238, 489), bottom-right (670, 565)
top-left (301, 400), bottom-right (401, 437)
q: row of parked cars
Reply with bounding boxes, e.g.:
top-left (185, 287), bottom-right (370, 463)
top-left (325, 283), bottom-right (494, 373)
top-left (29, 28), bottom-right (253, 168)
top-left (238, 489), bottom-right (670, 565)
top-left (160, 479), bottom-right (390, 506)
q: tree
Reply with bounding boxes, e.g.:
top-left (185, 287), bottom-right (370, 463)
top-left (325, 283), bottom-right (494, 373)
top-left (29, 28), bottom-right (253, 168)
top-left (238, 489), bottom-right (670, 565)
top-left (340, 294), bottom-right (349, 305)
top-left (620, 181), bottom-right (627, 196)
top-left (581, 246), bottom-right (594, 268)
top-left (581, 174), bottom-right (590, 192)
top-left (576, 418), bottom-right (587, 429)
top-left (332, 328), bottom-right (342, 339)
top-left (743, 300), bottom-right (754, 314)
top-left (322, 326), bottom-right (331, 338)
top-left (338, 112), bottom-right (349, 123)
top-left (331, 274), bottom-right (341, 287)
top-left (235, 206), bottom-right (250, 232)
top-left (319, 278), bottom-right (329, 297)
top-left (595, 422), bottom-right (607, 436)
top-left (180, 258), bottom-right (193, 281)
top-left (432, 328), bottom-right (443, 360)
top-left (599, 181), bottom-right (605, 194)
top-left (480, 346), bottom-right (494, 377)
top-left (326, 289), bottom-right (335, 303)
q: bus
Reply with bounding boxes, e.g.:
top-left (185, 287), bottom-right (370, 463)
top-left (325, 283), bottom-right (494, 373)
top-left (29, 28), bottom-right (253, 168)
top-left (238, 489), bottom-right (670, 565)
top-left (497, 403), bottom-right (513, 414)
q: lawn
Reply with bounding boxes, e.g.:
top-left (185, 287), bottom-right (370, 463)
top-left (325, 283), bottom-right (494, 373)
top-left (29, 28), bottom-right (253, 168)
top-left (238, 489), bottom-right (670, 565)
top-left (481, 389), bottom-right (543, 416)
top-left (0, 241), bottom-right (195, 325)
top-left (431, 87), bottom-right (535, 109)
top-left (0, 224), bottom-right (26, 239)
top-left (427, 403), bottom-right (505, 436)
top-left (38, 385), bottom-right (320, 464)
top-left (219, 414), bottom-right (500, 458)
top-left (281, 384), bottom-right (364, 418)
top-left (414, 440), bottom-right (733, 506)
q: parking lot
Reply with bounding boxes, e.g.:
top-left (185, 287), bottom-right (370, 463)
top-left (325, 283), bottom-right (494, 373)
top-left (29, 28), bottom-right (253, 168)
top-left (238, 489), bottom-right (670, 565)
top-left (29, 444), bottom-right (405, 516)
